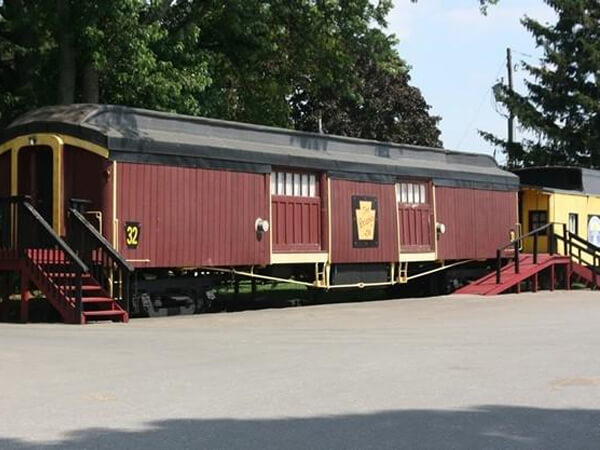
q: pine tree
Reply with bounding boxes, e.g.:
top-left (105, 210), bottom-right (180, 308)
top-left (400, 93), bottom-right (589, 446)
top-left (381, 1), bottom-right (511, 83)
top-left (484, 0), bottom-right (600, 168)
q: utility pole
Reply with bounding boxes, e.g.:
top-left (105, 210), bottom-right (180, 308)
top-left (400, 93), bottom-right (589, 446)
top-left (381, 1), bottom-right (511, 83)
top-left (506, 47), bottom-right (515, 147)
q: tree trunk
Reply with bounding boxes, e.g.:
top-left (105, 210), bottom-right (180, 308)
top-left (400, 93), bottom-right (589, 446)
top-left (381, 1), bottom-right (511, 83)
top-left (56, 0), bottom-right (76, 104)
top-left (6, 0), bottom-right (36, 104)
top-left (82, 62), bottom-right (99, 103)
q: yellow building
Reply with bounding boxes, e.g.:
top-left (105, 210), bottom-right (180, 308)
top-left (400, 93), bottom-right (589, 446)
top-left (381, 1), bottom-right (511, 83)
top-left (517, 167), bottom-right (600, 260)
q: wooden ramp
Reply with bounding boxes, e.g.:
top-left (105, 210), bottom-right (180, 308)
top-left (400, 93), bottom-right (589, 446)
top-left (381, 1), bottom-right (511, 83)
top-left (455, 221), bottom-right (600, 296)
top-left (455, 254), bottom-right (572, 296)
top-left (456, 254), bottom-right (600, 296)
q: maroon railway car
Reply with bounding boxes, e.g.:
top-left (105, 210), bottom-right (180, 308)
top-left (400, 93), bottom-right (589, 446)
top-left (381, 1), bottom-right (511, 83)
top-left (0, 105), bottom-right (518, 319)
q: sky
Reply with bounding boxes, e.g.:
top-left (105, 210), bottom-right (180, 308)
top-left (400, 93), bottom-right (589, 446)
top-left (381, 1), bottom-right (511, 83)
top-left (387, 0), bottom-right (557, 162)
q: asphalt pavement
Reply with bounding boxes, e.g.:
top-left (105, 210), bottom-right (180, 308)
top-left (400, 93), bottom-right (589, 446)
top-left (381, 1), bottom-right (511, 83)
top-left (1, 291), bottom-right (599, 449)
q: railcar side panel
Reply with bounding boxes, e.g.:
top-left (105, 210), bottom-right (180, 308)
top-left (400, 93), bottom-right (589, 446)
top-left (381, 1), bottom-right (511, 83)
top-left (0, 152), bottom-right (9, 196)
top-left (435, 187), bottom-right (517, 260)
top-left (330, 179), bottom-right (398, 263)
top-left (117, 163), bottom-right (270, 268)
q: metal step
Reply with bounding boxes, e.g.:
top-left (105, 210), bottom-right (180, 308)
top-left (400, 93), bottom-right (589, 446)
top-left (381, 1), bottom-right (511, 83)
top-left (81, 297), bottom-right (115, 304)
top-left (83, 310), bottom-right (126, 318)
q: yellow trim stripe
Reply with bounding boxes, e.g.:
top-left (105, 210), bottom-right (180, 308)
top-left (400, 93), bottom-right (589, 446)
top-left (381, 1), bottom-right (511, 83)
top-left (0, 133), bottom-right (109, 158)
top-left (271, 252), bottom-right (329, 265)
top-left (399, 251), bottom-right (436, 263)
top-left (113, 161), bottom-right (118, 249)
top-left (61, 135), bottom-right (109, 158)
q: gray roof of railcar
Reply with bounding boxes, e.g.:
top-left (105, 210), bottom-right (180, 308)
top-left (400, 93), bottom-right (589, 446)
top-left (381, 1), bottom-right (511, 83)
top-left (515, 166), bottom-right (600, 196)
top-left (1, 104), bottom-right (518, 191)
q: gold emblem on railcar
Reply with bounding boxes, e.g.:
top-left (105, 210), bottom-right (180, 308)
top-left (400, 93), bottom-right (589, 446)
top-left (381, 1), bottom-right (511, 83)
top-left (352, 195), bottom-right (379, 248)
top-left (356, 201), bottom-right (376, 241)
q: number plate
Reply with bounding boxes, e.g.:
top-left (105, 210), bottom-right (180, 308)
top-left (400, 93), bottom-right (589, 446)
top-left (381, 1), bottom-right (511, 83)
top-left (125, 222), bottom-right (141, 249)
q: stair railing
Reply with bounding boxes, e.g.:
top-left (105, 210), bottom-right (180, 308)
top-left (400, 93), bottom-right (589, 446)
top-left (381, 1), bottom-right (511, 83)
top-left (68, 207), bottom-right (134, 313)
top-left (558, 230), bottom-right (600, 267)
top-left (0, 196), bottom-right (89, 319)
top-left (556, 229), bottom-right (600, 285)
top-left (0, 196), bottom-right (19, 251)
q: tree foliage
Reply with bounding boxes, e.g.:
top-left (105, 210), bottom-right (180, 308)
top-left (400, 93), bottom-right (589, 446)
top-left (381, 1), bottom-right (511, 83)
top-left (484, 0), bottom-right (600, 168)
top-left (0, 0), bottom-right (442, 147)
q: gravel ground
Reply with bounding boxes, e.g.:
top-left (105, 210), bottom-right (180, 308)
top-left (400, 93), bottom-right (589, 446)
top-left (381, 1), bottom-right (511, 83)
top-left (1, 291), bottom-right (599, 449)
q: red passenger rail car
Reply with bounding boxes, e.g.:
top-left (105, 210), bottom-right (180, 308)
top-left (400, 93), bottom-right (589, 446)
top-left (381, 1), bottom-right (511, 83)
top-left (0, 105), bottom-right (518, 321)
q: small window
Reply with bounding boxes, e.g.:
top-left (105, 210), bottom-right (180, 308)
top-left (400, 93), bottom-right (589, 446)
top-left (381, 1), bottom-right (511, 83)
top-left (293, 173), bottom-right (301, 196)
top-left (301, 174), bottom-right (309, 197)
top-left (308, 175), bottom-right (316, 197)
top-left (568, 213), bottom-right (578, 235)
top-left (277, 172), bottom-right (285, 195)
top-left (271, 171), bottom-right (318, 197)
top-left (285, 173), bottom-right (293, 195)
top-left (529, 210), bottom-right (548, 234)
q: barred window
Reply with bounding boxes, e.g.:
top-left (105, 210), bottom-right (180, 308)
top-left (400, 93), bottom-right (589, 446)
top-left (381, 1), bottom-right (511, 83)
top-left (271, 171), bottom-right (317, 197)
top-left (568, 213), bottom-right (578, 234)
top-left (396, 182), bottom-right (427, 204)
top-left (529, 210), bottom-right (548, 234)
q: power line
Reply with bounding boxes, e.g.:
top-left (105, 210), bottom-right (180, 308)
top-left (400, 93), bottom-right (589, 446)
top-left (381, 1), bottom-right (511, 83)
top-left (455, 59), bottom-right (505, 149)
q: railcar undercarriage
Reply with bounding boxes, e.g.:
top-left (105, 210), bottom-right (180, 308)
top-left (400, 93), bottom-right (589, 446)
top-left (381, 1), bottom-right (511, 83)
top-left (128, 260), bottom-right (486, 317)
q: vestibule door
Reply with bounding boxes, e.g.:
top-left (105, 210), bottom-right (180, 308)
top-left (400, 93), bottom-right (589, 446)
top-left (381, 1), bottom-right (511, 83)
top-left (271, 170), bottom-right (321, 252)
top-left (396, 181), bottom-right (434, 253)
top-left (18, 146), bottom-right (54, 226)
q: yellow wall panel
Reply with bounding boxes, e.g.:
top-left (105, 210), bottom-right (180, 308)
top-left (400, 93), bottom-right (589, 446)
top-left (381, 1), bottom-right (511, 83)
top-left (521, 187), bottom-right (600, 262)
top-left (521, 189), bottom-right (549, 253)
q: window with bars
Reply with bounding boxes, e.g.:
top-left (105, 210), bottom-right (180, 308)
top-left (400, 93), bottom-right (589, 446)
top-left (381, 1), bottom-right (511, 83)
top-left (396, 182), bottom-right (427, 205)
top-left (529, 210), bottom-right (548, 234)
top-left (271, 171), bottom-right (317, 197)
top-left (569, 213), bottom-right (578, 235)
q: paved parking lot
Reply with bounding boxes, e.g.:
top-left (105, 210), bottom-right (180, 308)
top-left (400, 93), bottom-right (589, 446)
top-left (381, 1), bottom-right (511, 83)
top-left (1, 291), bottom-right (600, 449)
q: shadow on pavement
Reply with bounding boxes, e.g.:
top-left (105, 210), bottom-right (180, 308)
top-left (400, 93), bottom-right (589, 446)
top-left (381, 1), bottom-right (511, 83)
top-left (1, 405), bottom-right (599, 449)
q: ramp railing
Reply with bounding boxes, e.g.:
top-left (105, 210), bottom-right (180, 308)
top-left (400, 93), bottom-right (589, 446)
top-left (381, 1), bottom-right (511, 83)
top-left (495, 222), bottom-right (600, 285)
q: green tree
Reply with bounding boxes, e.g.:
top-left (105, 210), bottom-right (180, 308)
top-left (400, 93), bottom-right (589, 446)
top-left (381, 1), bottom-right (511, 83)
top-left (0, 0), bottom-right (443, 148)
top-left (290, 28), bottom-right (441, 146)
top-left (483, 0), bottom-right (600, 168)
top-left (411, 0), bottom-right (499, 14)
top-left (0, 0), bottom-right (212, 124)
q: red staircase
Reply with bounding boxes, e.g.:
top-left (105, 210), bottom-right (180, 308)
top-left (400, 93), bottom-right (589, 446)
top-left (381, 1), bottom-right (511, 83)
top-left (1, 197), bottom-right (132, 324)
top-left (570, 262), bottom-right (600, 289)
top-left (455, 221), bottom-right (600, 296)
top-left (24, 249), bottom-right (128, 324)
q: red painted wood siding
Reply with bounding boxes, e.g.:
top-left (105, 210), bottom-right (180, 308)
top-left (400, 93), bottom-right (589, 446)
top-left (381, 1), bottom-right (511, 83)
top-left (272, 195), bottom-right (321, 252)
top-left (331, 179), bottom-right (398, 263)
top-left (435, 187), bottom-right (517, 260)
top-left (117, 163), bottom-right (269, 268)
top-left (0, 152), bottom-right (9, 197)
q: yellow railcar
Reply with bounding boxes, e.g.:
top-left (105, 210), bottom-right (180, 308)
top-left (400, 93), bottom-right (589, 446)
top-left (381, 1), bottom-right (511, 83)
top-left (517, 167), bottom-right (600, 260)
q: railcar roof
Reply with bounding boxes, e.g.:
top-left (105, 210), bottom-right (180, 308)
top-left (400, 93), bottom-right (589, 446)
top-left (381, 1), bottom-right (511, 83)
top-left (515, 166), bottom-right (600, 196)
top-left (2, 104), bottom-right (518, 191)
